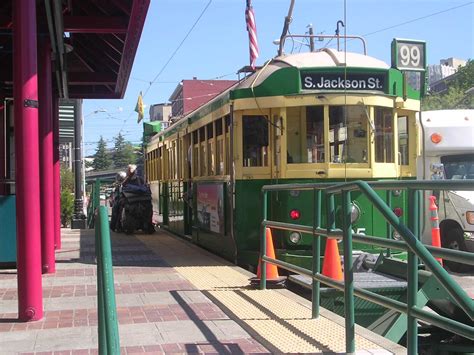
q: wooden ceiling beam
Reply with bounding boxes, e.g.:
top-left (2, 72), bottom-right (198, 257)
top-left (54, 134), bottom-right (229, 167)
top-left (64, 16), bottom-right (128, 34)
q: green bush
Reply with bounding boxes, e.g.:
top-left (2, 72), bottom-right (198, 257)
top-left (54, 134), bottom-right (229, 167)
top-left (60, 167), bottom-right (75, 227)
top-left (60, 190), bottom-right (74, 227)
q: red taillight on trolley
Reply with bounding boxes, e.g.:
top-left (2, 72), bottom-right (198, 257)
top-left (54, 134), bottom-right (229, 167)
top-left (290, 209), bottom-right (301, 220)
top-left (393, 207), bottom-right (403, 217)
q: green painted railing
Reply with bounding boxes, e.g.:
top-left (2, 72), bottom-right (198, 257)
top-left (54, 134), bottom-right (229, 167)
top-left (87, 179), bottom-right (102, 229)
top-left (260, 180), bottom-right (474, 354)
top-left (95, 205), bottom-right (120, 354)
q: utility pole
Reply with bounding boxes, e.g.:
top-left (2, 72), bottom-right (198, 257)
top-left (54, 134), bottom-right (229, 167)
top-left (72, 99), bottom-right (86, 229)
top-left (308, 24), bottom-right (315, 52)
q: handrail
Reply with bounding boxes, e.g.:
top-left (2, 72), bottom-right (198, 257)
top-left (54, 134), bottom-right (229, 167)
top-left (260, 180), bottom-right (474, 354)
top-left (95, 205), bottom-right (120, 354)
top-left (87, 179), bottom-right (101, 228)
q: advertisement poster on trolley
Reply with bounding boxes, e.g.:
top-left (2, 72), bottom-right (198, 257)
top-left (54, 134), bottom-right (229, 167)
top-left (197, 184), bottom-right (224, 234)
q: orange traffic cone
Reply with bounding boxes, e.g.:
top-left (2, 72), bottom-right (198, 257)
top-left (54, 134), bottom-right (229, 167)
top-left (251, 228), bottom-right (285, 286)
top-left (429, 196), bottom-right (443, 265)
top-left (322, 239), bottom-right (343, 281)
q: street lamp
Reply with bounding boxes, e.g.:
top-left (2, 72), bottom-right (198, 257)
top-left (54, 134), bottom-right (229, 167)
top-left (72, 106), bottom-right (107, 229)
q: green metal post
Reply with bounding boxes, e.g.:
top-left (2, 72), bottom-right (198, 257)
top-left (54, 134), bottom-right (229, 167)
top-left (260, 191), bottom-right (268, 290)
top-left (343, 181), bottom-right (473, 318)
top-left (342, 190), bottom-right (355, 354)
top-left (312, 188), bottom-right (321, 319)
top-left (386, 190), bottom-right (392, 257)
top-left (95, 211), bottom-right (107, 354)
top-left (327, 193), bottom-right (335, 231)
top-left (98, 206), bottom-right (120, 354)
top-left (407, 189), bottom-right (419, 354)
top-left (163, 182), bottom-right (169, 225)
top-left (94, 179), bottom-right (101, 212)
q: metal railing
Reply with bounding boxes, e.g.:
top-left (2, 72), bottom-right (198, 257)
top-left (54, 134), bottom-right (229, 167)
top-left (87, 179), bottom-right (101, 228)
top-left (95, 205), bottom-right (120, 354)
top-left (260, 180), bottom-right (474, 354)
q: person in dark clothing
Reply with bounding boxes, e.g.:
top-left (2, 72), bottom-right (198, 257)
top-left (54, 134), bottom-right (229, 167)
top-left (110, 171), bottom-right (126, 231)
top-left (123, 164), bottom-right (144, 187)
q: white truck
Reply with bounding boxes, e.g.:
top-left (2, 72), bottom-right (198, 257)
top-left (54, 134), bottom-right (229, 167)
top-left (418, 109), bottom-right (474, 271)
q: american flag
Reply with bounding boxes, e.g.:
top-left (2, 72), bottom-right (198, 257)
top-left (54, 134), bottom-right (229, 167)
top-left (245, 0), bottom-right (259, 70)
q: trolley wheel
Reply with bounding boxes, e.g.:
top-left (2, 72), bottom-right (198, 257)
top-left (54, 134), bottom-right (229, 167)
top-left (441, 226), bottom-right (467, 272)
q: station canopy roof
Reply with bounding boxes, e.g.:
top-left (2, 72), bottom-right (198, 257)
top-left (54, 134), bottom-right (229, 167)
top-left (0, 0), bottom-right (150, 99)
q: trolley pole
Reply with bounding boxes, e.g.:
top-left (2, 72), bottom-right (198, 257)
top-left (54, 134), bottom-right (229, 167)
top-left (13, 0), bottom-right (43, 321)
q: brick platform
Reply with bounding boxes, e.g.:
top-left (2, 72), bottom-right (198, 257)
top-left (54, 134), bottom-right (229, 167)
top-left (0, 229), bottom-right (268, 354)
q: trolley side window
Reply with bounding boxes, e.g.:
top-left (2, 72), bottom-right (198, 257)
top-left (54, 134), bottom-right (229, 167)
top-left (375, 107), bottom-right (394, 163)
top-left (329, 106), bottom-right (369, 163)
top-left (192, 130), bottom-right (199, 177)
top-left (225, 115), bottom-right (231, 174)
top-left (207, 123), bottom-right (215, 175)
top-left (242, 115), bottom-right (269, 167)
top-left (287, 106), bottom-right (324, 164)
top-left (199, 126), bottom-right (207, 176)
top-left (398, 116), bottom-right (409, 165)
top-left (215, 118), bottom-right (224, 175)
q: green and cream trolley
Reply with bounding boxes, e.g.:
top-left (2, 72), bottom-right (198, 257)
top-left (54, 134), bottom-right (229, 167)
top-left (145, 38), bottom-right (423, 270)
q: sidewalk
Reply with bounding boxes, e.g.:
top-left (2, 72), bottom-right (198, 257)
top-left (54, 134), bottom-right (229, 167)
top-left (0, 228), bottom-right (404, 354)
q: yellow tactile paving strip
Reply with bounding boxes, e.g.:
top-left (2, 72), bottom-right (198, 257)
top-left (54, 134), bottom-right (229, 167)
top-left (138, 232), bottom-right (402, 353)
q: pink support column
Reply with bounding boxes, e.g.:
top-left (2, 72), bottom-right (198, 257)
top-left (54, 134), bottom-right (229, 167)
top-left (38, 38), bottom-right (55, 274)
top-left (13, 0), bottom-right (43, 321)
top-left (53, 96), bottom-right (61, 250)
top-left (0, 98), bottom-right (5, 196)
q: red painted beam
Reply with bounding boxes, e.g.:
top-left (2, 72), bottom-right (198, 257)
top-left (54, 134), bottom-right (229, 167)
top-left (64, 16), bottom-right (128, 34)
top-left (0, 98), bottom-right (5, 195)
top-left (116, 0), bottom-right (150, 98)
top-left (69, 72), bottom-right (116, 85)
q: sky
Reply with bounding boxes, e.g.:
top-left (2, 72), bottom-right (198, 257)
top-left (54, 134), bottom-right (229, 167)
top-left (82, 0), bottom-right (474, 156)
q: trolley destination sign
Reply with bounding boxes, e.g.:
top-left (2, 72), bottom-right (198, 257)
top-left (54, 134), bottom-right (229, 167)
top-left (300, 72), bottom-right (386, 92)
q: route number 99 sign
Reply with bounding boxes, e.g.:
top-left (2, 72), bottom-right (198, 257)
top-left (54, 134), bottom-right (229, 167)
top-left (391, 39), bottom-right (426, 71)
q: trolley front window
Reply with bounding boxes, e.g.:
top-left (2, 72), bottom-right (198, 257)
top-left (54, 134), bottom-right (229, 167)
top-left (243, 115), bottom-right (269, 167)
top-left (375, 107), bottom-right (394, 163)
top-left (329, 106), bottom-right (368, 163)
top-left (287, 106), bottom-right (325, 164)
top-left (398, 116), bottom-right (409, 165)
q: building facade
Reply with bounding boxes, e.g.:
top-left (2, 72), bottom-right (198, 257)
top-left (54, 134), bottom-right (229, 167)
top-left (169, 78), bottom-right (236, 118)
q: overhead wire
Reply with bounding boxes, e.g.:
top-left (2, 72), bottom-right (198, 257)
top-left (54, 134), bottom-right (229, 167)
top-left (118, 0), bottom-right (213, 135)
top-left (322, 1), bottom-right (472, 50)
top-left (142, 0), bottom-right (213, 98)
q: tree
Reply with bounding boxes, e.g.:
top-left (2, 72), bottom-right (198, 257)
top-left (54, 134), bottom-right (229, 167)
top-left (92, 136), bottom-right (111, 171)
top-left (60, 167), bottom-right (74, 227)
top-left (113, 132), bottom-right (136, 169)
top-left (450, 59), bottom-right (474, 91)
top-left (422, 60), bottom-right (474, 111)
top-left (422, 86), bottom-right (473, 111)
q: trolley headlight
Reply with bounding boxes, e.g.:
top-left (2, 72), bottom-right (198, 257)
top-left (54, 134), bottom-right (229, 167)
top-left (392, 190), bottom-right (402, 197)
top-left (289, 231), bottom-right (302, 244)
top-left (466, 211), bottom-right (474, 225)
top-left (351, 203), bottom-right (361, 223)
top-left (393, 231), bottom-right (402, 240)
